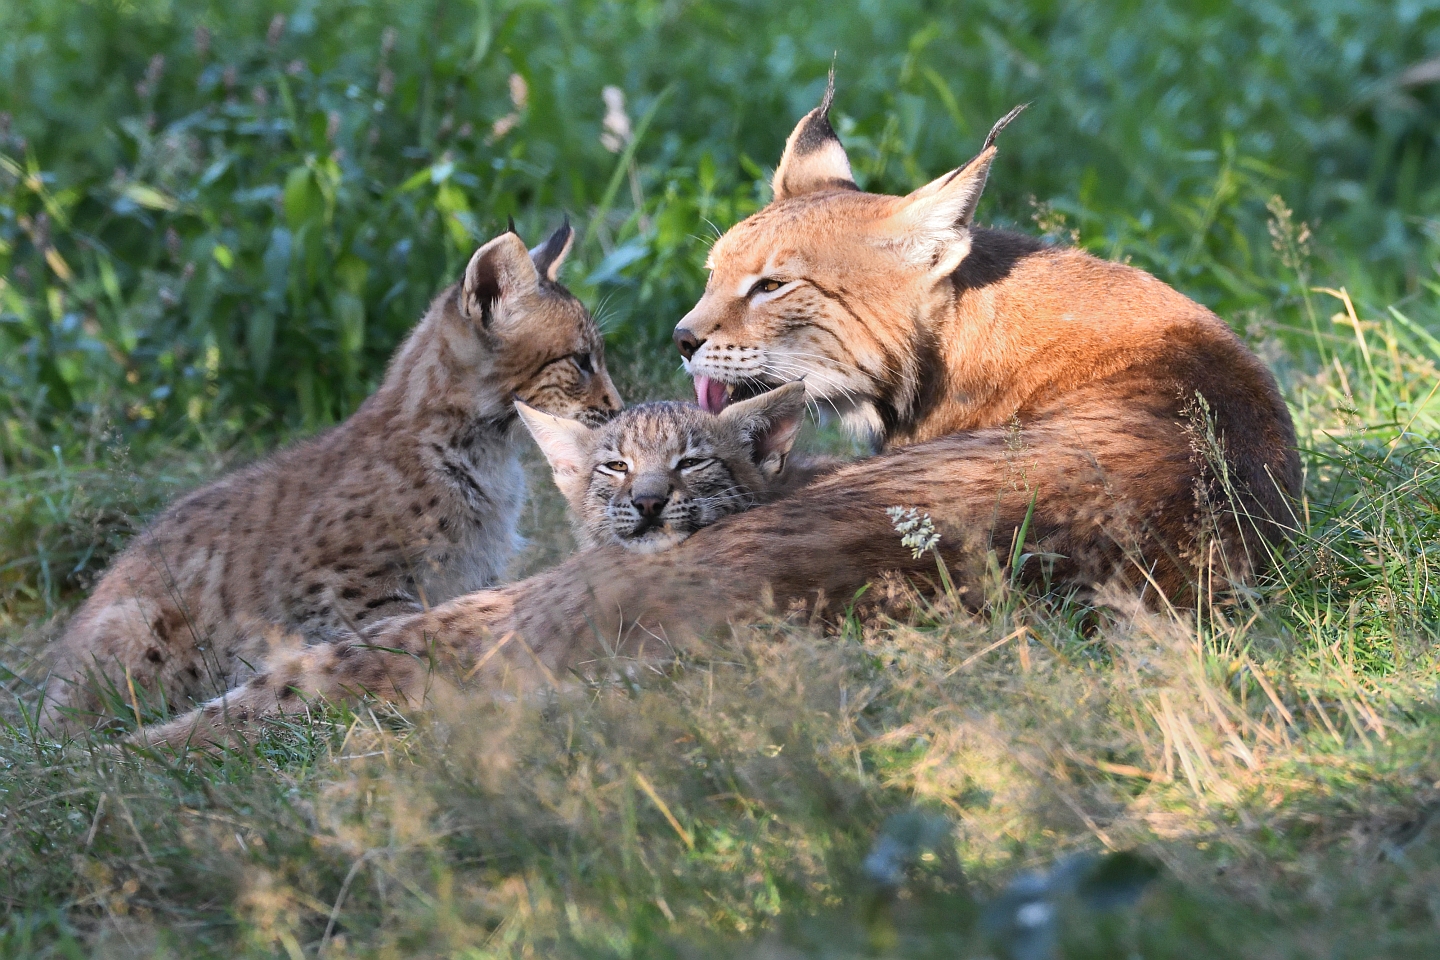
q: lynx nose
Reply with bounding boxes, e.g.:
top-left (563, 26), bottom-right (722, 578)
top-left (673, 328), bottom-right (703, 360)
top-left (631, 493), bottom-right (668, 518)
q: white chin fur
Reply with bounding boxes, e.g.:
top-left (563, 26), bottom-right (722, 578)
top-left (807, 390), bottom-right (884, 447)
top-left (840, 403), bottom-right (885, 448)
top-left (614, 529), bottom-right (688, 554)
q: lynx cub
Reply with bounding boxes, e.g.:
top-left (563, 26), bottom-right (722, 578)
top-left (131, 383), bottom-right (835, 747)
top-left (43, 223), bottom-right (621, 732)
top-left (517, 382), bottom-right (833, 553)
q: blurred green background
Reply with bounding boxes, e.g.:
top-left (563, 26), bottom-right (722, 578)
top-left (2, 0), bottom-right (1437, 457)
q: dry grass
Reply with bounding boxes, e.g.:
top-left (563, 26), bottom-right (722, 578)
top-left (2, 333), bottom-right (1438, 955)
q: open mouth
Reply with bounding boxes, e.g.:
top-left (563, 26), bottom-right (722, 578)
top-left (693, 375), bottom-right (785, 414)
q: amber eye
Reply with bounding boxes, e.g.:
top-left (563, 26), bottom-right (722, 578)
top-left (600, 460), bottom-right (629, 474)
top-left (570, 352), bottom-right (594, 374)
top-left (748, 278), bottom-right (785, 297)
top-left (676, 457), bottom-right (710, 471)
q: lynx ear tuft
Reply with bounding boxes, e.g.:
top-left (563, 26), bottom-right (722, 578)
top-left (515, 401), bottom-right (595, 500)
top-left (771, 69), bottom-right (857, 202)
top-left (886, 104), bottom-right (1026, 276)
top-left (529, 217), bottom-right (575, 282)
top-left (461, 232), bottom-right (540, 327)
top-left (720, 381), bottom-right (808, 473)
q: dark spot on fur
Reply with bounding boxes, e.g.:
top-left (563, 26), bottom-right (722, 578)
top-left (365, 594), bottom-right (410, 610)
top-left (306, 582), bottom-right (324, 595)
top-left (146, 648), bottom-right (164, 663)
top-left (341, 586), bottom-right (362, 600)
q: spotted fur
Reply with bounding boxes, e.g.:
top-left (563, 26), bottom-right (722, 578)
top-left (42, 224), bottom-right (620, 732)
top-left (136, 89), bottom-right (1302, 747)
top-left (517, 383), bottom-right (826, 553)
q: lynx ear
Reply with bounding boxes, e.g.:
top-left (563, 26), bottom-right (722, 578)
top-left (515, 401), bottom-right (595, 500)
top-left (461, 232), bottom-right (541, 327)
top-left (771, 71), bottom-right (857, 202)
top-left (888, 104), bottom-right (1026, 276)
top-left (720, 381), bottom-right (808, 475)
top-left (529, 218), bottom-right (574, 282)
top-left (890, 148), bottom-right (994, 274)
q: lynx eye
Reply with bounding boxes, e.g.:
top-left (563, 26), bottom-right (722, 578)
top-left (570, 352), bottom-right (594, 374)
top-left (599, 460), bottom-right (629, 474)
top-left (676, 457), bottom-right (711, 471)
top-left (748, 278), bottom-right (786, 297)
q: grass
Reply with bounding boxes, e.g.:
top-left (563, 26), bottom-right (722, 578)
top-left (2, 0), bottom-right (1440, 956)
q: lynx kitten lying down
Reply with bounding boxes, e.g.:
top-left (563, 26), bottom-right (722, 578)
top-left (132, 383), bottom-right (835, 747)
top-left (516, 381), bottom-right (839, 553)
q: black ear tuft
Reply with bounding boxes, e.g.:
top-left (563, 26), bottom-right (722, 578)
top-left (789, 68), bottom-right (840, 161)
top-left (982, 102), bottom-right (1029, 152)
top-left (529, 217), bottom-right (576, 283)
top-left (771, 66), bottom-right (857, 202)
top-left (507, 215), bottom-right (519, 237)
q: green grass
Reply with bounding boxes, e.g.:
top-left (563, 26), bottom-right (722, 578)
top-left (2, 0), bottom-right (1440, 956)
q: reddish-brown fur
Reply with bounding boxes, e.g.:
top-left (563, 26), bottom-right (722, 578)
top-left (140, 95), bottom-right (1300, 746)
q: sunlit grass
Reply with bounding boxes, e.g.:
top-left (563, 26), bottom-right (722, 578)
top-left (1, 284), bottom-right (1436, 957)
top-left (2, 0), bottom-right (1439, 955)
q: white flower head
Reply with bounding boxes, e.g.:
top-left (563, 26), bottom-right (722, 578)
top-left (600, 86), bottom-right (632, 153)
top-left (887, 506), bottom-right (939, 559)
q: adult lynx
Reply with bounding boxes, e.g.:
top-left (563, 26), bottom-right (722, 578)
top-left (136, 86), bottom-right (1301, 745)
top-left (364, 89), bottom-right (1299, 667)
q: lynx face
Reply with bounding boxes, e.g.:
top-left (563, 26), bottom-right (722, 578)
top-left (671, 84), bottom-right (1011, 446)
top-left (518, 383), bottom-right (808, 553)
top-left (456, 222), bottom-right (621, 426)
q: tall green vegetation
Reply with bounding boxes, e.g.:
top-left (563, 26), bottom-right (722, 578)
top-left (1, 0), bottom-right (1438, 956)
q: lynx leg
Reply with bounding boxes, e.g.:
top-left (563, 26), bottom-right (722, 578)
top-left (134, 596), bottom-right (514, 747)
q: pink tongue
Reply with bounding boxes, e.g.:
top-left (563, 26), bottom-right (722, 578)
top-left (695, 375), bottom-right (729, 414)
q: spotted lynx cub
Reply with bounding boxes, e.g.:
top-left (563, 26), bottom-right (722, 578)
top-left (516, 382), bottom-right (835, 553)
top-left (131, 382), bottom-right (835, 747)
top-left (42, 223), bottom-right (621, 732)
